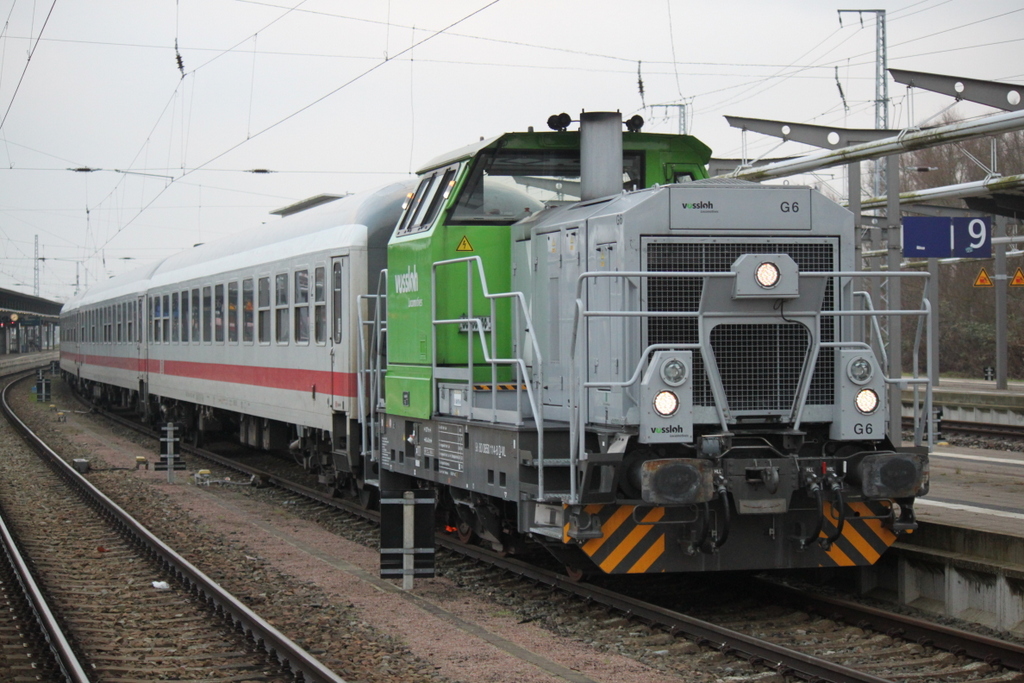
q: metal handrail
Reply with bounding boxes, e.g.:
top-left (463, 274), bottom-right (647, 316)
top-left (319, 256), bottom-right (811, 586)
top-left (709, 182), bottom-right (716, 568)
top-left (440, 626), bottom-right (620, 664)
top-left (356, 269), bottom-right (388, 464)
top-left (568, 269), bottom-right (934, 503)
top-left (430, 256), bottom-right (550, 498)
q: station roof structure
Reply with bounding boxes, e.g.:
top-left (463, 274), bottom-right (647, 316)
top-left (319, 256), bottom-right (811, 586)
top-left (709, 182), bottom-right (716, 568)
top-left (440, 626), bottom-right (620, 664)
top-left (0, 287), bottom-right (63, 323)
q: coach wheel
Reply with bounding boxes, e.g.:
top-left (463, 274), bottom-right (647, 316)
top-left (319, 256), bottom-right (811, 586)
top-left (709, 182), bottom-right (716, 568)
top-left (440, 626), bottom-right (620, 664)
top-left (358, 486), bottom-right (375, 510)
top-left (456, 521), bottom-right (474, 544)
top-left (353, 478), bottom-right (377, 510)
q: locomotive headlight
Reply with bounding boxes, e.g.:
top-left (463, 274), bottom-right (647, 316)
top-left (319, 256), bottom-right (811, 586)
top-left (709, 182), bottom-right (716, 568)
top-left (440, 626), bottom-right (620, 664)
top-left (660, 358), bottom-right (688, 386)
top-left (754, 261), bottom-right (781, 289)
top-left (653, 390), bottom-right (680, 417)
top-left (855, 388), bottom-right (880, 415)
top-left (847, 356), bottom-right (873, 385)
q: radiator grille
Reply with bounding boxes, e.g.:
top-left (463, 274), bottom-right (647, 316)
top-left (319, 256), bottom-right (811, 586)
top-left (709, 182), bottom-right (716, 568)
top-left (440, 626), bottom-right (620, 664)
top-left (710, 324), bottom-right (809, 411)
top-left (646, 241), bottom-right (835, 410)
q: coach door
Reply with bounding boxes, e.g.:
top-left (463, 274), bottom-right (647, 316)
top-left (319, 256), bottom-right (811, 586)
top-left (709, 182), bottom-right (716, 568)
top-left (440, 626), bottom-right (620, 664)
top-left (329, 256), bottom-right (350, 411)
top-left (137, 295), bottom-right (148, 403)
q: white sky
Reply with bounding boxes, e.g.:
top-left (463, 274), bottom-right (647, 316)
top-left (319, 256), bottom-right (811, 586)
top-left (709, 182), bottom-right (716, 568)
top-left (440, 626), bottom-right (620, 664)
top-left (1, 0), bottom-right (1021, 302)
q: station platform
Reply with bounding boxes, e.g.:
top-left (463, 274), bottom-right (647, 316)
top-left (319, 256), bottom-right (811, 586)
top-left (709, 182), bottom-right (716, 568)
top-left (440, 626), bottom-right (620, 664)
top-left (0, 350), bottom-right (59, 375)
top-left (902, 377), bottom-right (1024, 428)
top-left (916, 445), bottom-right (1024, 539)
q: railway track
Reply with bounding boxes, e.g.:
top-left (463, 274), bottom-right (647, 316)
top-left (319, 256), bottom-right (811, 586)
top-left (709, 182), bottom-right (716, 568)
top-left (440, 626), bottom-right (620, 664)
top-left (935, 418), bottom-right (1024, 441)
top-left (0, 371), bottom-right (347, 683)
top-left (61, 379), bottom-right (1024, 683)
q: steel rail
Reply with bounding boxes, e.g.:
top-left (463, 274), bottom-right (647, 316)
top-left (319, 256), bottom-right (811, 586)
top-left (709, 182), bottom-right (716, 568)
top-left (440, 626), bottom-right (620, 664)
top-left (79, 387), bottom-right (1024, 681)
top-left (440, 539), bottom-right (891, 683)
top-left (901, 416), bottom-right (1024, 441)
top-left (759, 579), bottom-right (1024, 672)
top-left (3, 376), bottom-right (348, 683)
top-left (0, 369), bottom-right (91, 683)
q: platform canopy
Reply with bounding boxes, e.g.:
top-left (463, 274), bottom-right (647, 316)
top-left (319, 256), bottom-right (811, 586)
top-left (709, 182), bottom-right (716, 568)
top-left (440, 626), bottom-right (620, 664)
top-left (0, 287), bottom-right (63, 323)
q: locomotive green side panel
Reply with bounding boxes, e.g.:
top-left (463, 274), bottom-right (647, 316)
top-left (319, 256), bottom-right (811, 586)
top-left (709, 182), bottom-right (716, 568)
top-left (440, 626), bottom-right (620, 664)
top-left (384, 128), bottom-right (712, 419)
top-left (433, 225), bottom-right (513, 370)
top-left (383, 364), bottom-right (433, 419)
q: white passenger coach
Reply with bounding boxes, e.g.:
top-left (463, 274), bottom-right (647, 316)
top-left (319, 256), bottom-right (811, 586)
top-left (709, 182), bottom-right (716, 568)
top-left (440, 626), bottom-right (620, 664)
top-left (60, 181), bottom-right (413, 487)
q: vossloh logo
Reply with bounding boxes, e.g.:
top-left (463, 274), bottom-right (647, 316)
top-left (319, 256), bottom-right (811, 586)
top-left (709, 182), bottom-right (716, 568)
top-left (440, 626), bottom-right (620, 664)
top-left (681, 200), bottom-right (713, 210)
top-left (650, 425), bottom-right (687, 435)
top-left (394, 265), bottom-right (419, 294)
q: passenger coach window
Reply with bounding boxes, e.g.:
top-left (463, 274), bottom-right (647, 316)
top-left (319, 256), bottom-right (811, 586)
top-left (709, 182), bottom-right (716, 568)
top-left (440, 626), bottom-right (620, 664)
top-left (258, 277), bottom-right (270, 343)
top-left (228, 281), bottom-right (239, 343)
top-left (243, 278), bottom-right (255, 343)
top-left (172, 293), bottom-right (179, 343)
top-left (294, 270), bottom-right (309, 344)
top-left (191, 289), bottom-right (200, 342)
top-left (152, 297), bottom-right (161, 344)
top-left (332, 262), bottom-right (343, 344)
top-left (180, 290), bottom-right (189, 342)
top-left (314, 267), bottom-right (326, 344)
top-left (203, 286), bottom-right (212, 342)
top-left (215, 284), bottom-right (225, 343)
top-left (275, 273), bottom-right (289, 344)
top-left (162, 294), bottom-right (170, 343)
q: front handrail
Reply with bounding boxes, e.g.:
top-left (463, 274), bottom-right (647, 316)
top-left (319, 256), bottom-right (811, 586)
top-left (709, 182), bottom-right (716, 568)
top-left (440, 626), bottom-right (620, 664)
top-left (568, 269), bottom-right (933, 504)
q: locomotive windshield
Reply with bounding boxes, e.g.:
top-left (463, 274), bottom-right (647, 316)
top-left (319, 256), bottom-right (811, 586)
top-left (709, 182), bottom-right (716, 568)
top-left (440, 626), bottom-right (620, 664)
top-left (449, 148), bottom-right (645, 225)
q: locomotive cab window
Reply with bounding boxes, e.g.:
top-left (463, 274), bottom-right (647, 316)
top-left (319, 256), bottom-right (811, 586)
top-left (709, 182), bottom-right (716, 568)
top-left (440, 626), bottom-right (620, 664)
top-left (395, 165), bottom-right (458, 236)
top-left (449, 149), bottom-right (645, 225)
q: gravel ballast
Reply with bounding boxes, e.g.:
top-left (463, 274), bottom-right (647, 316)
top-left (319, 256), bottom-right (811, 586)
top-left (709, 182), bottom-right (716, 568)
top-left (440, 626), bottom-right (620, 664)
top-left (13, 378), bottom-right (701, 683)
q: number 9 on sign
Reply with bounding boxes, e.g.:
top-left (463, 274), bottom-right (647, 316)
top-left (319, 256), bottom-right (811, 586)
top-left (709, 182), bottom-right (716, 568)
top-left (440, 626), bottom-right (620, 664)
top-left (952, 216), bottom-right (991, 258)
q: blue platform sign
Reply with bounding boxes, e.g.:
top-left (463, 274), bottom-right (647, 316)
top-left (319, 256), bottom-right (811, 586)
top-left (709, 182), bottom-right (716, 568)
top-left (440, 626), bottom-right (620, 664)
top-left (901, 216), bottom-right (991, 259)
top-left (902, 217), bottom-right (950, 257)
top-left (951, 217), bottom-right (991, 258)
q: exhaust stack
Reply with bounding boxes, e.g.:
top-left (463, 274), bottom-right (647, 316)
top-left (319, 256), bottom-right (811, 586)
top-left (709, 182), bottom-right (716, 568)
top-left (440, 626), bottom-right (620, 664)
top-left (580, 111), bottom-right (623, 201)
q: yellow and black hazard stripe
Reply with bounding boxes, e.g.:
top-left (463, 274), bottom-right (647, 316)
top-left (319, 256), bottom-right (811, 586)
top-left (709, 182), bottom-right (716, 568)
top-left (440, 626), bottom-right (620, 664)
top-left (563, 504), bottom-right (669, 574)
top-left (473, 383), bottom-right (527, 391)
top-left (817, 500), bottom-right (899, 567)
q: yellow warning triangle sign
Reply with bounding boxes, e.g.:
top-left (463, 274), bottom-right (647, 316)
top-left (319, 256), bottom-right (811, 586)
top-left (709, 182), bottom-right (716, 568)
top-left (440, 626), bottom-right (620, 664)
top-left (456, 236), bottom-right (474, 252)
top-left (974, 267), bottom-right (994, 287)
top-left (1011, 268), bottom-right (1024, 287)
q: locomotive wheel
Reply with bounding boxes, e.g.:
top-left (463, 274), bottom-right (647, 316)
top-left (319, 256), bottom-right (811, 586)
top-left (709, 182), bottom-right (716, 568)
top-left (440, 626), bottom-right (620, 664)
top-left (456, 521), bottom-right (474, 544)
top-left (564, 565), bottom-right (586, 582)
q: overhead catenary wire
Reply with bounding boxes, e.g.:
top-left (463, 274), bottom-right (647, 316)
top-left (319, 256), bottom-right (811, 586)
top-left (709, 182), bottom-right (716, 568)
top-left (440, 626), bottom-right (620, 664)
top-left (86, 0), bottom-right (502, 261)
top-left (0, 0), bottom-right (56, 133)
